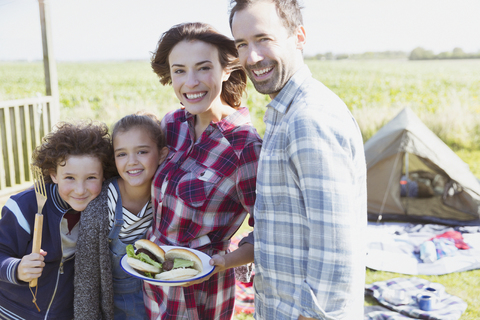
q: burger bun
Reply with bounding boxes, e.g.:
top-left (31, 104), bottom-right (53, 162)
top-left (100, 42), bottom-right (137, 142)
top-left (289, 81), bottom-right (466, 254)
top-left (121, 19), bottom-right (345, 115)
top-left (154, 268), bottom-right (200, 281)
top-left (134, 239), bottom-right (165, 263)
top-left (126, 257), bottom-right (161, 274)
top-left (165, 248), bottom-right (203, 273)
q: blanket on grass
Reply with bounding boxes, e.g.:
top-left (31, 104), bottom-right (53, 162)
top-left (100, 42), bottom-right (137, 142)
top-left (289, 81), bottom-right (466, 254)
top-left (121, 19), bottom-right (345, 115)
top-left (366, 222), bottom-right (480, 275)
top-left (229, 232), bottom-right (255, 315)
top-left (365, 277), bottom-right (467, 320)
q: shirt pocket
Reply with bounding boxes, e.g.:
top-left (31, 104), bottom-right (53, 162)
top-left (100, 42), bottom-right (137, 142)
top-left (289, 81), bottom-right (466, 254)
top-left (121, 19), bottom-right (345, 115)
top-left (256, 153), bottom-right (287, 207)
top-left (176, 165), bottom-right (224, 208)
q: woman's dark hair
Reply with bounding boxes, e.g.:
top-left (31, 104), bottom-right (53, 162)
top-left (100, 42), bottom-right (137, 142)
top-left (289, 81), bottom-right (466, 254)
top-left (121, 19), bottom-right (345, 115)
top-left (32, 121), bottom-right (117, 183)
top-left (111, 111), bottom-right (166, 151)
top-left (229, 0), bottom-right (304, 36)
top-left (151, 22), bottom-right (247, 109)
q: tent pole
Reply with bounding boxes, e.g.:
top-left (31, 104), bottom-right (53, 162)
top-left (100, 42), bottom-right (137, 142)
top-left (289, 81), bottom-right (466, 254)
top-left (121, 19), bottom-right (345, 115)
top-left (405, 152), bottom-right (409, 214)
top-left (377, 131), bottom-right (408, 223)
top-left (377, 149), bottom-right (403, 222)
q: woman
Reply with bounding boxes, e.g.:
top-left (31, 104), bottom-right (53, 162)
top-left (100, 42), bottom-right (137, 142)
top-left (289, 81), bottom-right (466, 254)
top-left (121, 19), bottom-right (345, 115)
top-left (145, 22), bottom-right (261, 320)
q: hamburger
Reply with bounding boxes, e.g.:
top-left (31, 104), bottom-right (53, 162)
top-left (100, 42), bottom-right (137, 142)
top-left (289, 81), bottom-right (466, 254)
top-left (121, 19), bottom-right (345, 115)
top-left (126, 240), bottom-right (203, 280)
top-left (126, 239), bottom-right (164, 278)
top-left (155, 248), bottom-right (203, 281)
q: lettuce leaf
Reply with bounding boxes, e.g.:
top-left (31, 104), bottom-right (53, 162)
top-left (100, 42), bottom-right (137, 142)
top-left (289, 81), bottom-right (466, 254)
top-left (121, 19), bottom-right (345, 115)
top-left (125, 244), bottom-right (162, 269)
top-left (126, 244), bottom-right (136, 258)
top-left (173, 258), bottom-right (194, 269)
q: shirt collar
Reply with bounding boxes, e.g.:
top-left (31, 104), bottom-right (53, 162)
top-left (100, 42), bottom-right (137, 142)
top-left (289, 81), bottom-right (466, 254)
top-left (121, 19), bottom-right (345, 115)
top-left (183, 107), bottom-right (252, 133)
top-left (267, 64), bottom-right (311, 114)
top-left (49, 183), bottom-right (71, 213)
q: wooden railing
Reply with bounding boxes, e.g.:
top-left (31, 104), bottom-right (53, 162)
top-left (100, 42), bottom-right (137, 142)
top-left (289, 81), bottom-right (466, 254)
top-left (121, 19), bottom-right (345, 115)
top-left (0, 96), bottom-right (55, 196)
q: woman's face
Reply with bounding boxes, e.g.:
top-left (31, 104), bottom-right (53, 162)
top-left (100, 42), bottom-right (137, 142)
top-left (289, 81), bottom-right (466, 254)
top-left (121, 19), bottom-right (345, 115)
top-left (169, 40), bottom-right (230, 120)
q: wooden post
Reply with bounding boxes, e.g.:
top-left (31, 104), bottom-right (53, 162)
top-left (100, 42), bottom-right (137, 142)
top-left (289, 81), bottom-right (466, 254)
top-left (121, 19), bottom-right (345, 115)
top-left (38, 0), bottom-right (59, 125)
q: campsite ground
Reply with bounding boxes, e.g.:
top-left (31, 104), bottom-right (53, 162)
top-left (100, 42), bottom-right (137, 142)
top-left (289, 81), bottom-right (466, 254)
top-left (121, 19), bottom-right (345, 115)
top-left (365, 270), bottom-right (480, 319)
top-left (1, 59), bottom-right (480, 319)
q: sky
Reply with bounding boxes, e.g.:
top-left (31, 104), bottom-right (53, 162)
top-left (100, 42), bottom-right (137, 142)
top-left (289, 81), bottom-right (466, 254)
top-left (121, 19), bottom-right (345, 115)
top-left (0, 0), bottom-right (479, 61)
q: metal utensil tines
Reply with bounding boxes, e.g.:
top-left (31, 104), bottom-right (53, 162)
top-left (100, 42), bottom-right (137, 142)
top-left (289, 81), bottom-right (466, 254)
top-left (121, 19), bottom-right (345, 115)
top-left (31, 165), bottom-right (48, 213)
top-left (29, 165), bottom-right (47, 299)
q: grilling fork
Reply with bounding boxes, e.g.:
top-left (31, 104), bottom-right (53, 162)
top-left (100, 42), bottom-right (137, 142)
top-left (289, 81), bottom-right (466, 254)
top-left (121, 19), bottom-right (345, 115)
top-left (30, 165), bottom-right (47, 289)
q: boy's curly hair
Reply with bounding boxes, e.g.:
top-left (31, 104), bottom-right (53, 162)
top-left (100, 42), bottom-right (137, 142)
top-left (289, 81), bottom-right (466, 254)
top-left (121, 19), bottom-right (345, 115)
top-left (32, 121), bottom-right (117, 183)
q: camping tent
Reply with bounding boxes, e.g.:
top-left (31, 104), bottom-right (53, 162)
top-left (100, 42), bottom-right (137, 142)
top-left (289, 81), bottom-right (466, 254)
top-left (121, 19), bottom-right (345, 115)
top-left (365, 107), bottom-right (480, 226)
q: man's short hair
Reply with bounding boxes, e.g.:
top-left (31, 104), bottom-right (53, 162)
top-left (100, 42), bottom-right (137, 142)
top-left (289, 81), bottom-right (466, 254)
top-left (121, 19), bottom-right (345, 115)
top-left (229, 0), bottom-right (304, 35)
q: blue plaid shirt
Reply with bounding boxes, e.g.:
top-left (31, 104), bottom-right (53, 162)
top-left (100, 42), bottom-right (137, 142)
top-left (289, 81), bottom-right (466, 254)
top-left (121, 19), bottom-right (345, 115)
top-left (252, 65), bottom-right (367, 319)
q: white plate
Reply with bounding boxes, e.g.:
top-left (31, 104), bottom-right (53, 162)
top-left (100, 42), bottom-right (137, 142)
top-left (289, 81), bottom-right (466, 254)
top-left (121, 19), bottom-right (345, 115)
top-left (120, 245), bottom-right (215, 286)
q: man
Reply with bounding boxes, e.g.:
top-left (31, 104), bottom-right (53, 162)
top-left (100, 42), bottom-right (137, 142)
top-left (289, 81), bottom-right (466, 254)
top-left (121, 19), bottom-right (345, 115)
top-left (229, 0), bottom-right (367, 319)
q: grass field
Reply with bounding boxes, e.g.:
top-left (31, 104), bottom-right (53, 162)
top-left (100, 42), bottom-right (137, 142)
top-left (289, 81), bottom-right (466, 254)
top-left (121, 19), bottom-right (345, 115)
top-left (2, 59), bottom-right (480, 147)
top-left (2, 59), bottom-right (480, 318)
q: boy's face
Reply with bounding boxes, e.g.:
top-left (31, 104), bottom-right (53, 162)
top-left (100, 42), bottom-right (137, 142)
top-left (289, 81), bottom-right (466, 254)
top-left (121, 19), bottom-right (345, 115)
top-left (50, 155), bottom-right (104, 211)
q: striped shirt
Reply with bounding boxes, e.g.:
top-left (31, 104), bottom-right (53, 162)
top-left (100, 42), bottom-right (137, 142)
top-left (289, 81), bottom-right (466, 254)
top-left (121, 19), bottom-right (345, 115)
top-left (253, 65), bottom-right (367, 320)
top-left (107, 182), bottom-right (153, 244)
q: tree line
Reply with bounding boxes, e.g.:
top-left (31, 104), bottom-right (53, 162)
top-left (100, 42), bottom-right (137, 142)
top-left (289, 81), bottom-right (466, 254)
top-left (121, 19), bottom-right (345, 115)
top-left (305, 48), bottom-right (480, 61)
top-left (409, 47), bottom-right (480, 60)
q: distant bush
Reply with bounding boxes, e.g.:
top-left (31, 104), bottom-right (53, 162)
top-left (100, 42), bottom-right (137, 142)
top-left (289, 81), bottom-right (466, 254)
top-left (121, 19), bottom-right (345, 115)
top-left (409, 47), bottom-right (435, 60)
top-left (409, 47), bottom-right (480, 60)
top-left (307, 51), bottom-right (408, 60)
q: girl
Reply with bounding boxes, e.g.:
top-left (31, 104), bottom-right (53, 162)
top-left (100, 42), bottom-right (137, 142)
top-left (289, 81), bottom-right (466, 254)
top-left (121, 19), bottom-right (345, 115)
top-left (0, 121), bottom-right (115, 320)
top-left (145, 22), bottom-right (262, 319)
top-left (74, 112), bottom-right (168, 320)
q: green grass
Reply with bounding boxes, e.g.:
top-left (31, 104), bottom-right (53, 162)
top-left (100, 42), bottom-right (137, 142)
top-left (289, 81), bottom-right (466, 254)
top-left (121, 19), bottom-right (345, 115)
top-left (309, 59), bottom-right (480, 147)
top-left (455, 149), bottom-right (480, 178)
top-left (365, 269), bottom-right (480, 319)
top-left (2, 59), bottom-right (479, 147)
top-left (2, 59), bottom-right (480, 319)
top-left (233, 311), bottom-right (254, 320)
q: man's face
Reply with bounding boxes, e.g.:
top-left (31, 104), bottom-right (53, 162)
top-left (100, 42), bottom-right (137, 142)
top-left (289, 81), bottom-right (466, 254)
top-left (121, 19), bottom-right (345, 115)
top-left (232, 1), bottom-right (303, 99)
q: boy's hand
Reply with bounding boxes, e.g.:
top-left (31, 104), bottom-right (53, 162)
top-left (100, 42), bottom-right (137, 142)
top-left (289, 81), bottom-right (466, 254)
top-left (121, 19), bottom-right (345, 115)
top-left (17, 250), bottom-right (47, 282)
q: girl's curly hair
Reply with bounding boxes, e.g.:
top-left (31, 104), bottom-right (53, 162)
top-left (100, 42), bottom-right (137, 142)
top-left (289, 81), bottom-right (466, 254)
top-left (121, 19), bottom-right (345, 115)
top-left (32, 121), bottom-right (117, 183)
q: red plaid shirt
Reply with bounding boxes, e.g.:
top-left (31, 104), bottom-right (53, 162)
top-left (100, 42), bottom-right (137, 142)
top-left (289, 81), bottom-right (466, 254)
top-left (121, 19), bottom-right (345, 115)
top-left (144, 107), bottom-right (261, 320)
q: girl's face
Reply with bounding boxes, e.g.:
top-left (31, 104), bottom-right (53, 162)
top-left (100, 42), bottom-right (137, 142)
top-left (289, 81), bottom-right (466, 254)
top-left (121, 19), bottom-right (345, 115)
top-left (50, 155), bottom-right (104, 211)
top-left (114, 127), bottom-right (165, 189)
top-left (169, 40), bottom-right (231, 120)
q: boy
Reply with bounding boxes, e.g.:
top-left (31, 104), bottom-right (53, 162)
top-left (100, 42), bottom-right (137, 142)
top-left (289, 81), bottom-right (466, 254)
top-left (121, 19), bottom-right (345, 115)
top-left (0, 121), bottom-right (116, 319)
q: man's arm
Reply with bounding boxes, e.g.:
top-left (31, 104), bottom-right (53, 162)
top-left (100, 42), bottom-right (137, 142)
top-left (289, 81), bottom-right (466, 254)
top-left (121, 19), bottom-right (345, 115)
top-left (286, 107), bottom-right (364, 318)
